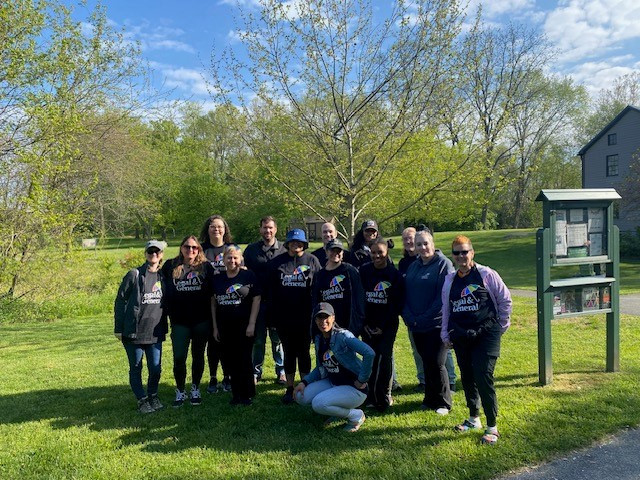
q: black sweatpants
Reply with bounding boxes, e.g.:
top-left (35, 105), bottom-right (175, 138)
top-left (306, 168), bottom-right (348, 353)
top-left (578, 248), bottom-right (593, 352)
top-left (277, 323), bottom-right (311, 376)
top-left (453, 326), bottom-right (501, 427)
top-left (412, 329), bottom-right (452, 410)
top-left (171, 321), bottom-right (209, 391)
top-left (219, 320), bottom-right (255, 401)
top-left (362, 318), bottom-right (398, 410)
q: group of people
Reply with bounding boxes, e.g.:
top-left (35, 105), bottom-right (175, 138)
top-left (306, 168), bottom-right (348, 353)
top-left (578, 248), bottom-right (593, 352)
top-left (114, 215), bottom-right (511, 443)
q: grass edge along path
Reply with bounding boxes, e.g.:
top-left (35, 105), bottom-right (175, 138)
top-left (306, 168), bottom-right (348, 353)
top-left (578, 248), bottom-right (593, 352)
top-left (2, 295), bottom-right (640, 479)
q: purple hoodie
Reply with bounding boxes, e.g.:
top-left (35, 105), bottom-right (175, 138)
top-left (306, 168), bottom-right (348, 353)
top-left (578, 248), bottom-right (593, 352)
top-left (440, 262), bottom-right (512, 343)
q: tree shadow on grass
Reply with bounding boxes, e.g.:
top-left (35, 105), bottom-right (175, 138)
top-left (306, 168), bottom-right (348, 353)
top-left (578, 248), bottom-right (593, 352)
top-left (0, 383), bottom-right (453, 456)
top-left (2, 378), bottom-right (640, 480)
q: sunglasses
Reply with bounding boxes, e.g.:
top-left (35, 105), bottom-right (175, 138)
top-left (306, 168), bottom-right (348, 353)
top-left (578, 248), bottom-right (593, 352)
top-left (452, 250), bottom-right (471, 256)
top-left (182, 245), bottom-right (199, 251)
top-left (146, 249), bottom-right (161, 255)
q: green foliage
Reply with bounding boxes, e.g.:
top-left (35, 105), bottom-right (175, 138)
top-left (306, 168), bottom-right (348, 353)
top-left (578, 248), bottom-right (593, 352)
top-left (0, 0), bottom-right (146, 297)
top-left (620, 228), bottom-right (640, 259)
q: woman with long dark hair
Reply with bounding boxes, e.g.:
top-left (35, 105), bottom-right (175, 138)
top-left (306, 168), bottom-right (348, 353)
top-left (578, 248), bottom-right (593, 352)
top-left (294, 302), bottom-right (374, 432)
top-left (199, 214), bottom-right (233, 393)
top-left (161, 235), bottom-right (215, 407)
top-left (350, 219), bottom-right (379, 268)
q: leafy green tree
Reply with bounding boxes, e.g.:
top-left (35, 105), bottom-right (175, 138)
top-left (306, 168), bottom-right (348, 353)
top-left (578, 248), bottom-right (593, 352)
top-left (0, 0), bottom-right (145, 296)
top-left (211, 0), bottom-right (465, 239)
top-left (449, 22), bottom-right (555, 228)
top-left (579, 72), bottom-right (640, 144)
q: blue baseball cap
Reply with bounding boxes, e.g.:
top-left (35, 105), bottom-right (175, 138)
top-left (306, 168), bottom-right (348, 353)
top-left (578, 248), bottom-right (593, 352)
top-left (284, 229), bottom-right (308, 249)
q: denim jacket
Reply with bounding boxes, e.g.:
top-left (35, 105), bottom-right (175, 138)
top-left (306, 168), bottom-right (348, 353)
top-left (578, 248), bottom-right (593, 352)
top-left (304, 327), bottom-right (375, 384)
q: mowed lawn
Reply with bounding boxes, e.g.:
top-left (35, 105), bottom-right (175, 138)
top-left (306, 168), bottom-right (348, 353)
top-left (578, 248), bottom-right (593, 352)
top-left (2, 229), bottom-right (640, 479)
top-left (3, 303), bottom-right (640, 478)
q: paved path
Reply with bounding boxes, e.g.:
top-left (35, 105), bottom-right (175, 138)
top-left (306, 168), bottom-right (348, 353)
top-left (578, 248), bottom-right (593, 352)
top-left (498, 428), bottom-right (640, 480)
top-left (499, 289), bottom-right (640, 479)
top-left (510, 289), bottom-right (640, 316)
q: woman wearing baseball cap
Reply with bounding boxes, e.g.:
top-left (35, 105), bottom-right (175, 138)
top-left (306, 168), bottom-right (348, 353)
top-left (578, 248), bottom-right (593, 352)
top-left (268, 229), bottom-right (321, 404)
top-left (114, 240), bottom-right (168, 413)
top-left (294, 302), bottom-right (374, 432)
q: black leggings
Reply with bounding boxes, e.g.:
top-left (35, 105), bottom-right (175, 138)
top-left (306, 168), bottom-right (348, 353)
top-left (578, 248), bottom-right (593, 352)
top-left (413, 329), bottom-right (452, 410)
top-left (362, 318), bottom-right (398, 410)
top-left (207, 330), bottom-right (228, 380)
top-left (277, 325), bottom-right (311, 375)
top-left (171, 322), bottom-right (209, 391)
top-left (219, 320), bottom-right (255, 401)
top-left (454, 330), bottom-right (500, 427)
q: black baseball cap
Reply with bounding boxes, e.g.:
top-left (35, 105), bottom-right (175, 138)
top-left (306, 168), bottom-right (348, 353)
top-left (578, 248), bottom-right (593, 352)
top-left (313, 302), bottom-right (335, 318)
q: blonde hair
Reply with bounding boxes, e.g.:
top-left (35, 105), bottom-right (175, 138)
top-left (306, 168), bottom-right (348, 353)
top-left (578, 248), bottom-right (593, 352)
top-left (415, 229), bottom-right (434, 244)
top-left (402, 227), bottom-right (416, 238)
top-left (452, 235), bottom-right (473, 249)
top-left (223, 244), bottom-right (243, 260)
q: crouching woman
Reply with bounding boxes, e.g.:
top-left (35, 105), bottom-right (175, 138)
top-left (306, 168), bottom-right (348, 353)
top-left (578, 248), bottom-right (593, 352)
top-left (294, 302), bottom-right (375, 432)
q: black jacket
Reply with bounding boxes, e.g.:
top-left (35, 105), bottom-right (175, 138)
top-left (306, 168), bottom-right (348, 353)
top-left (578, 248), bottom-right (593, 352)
top-left (114, 263), bottom-right (168, 340)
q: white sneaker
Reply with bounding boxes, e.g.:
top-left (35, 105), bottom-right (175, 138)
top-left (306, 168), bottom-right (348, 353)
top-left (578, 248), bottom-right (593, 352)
top-left (172, 389), bottom-right (187, 408)
top-left (190, 384), bottom-right (202, 406)
top-left (435, 407), bottom-right (450, 416)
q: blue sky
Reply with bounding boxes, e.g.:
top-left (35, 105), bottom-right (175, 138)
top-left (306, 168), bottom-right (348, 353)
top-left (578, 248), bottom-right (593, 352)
top-left (75, 0), bottom-right (640, 109)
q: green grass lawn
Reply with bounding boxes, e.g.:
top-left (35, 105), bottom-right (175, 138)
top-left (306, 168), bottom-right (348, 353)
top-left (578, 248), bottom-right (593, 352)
top-left (2, 228), bottom-right (640, 479)
top-left (2, 298), bottom-right (640, 479)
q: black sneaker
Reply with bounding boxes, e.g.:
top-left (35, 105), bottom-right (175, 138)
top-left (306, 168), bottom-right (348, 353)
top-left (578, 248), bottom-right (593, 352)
top-left (206, 377), bottom-right (218, 394)
top-left (281, 388), bottom-right (294, 404)
top-left (221, 377), bottom-right (232, 392)
top-left (413, 383), bottom-right (425, 393)
top-left (137, 397), bottom-right (154, 414)
top-left (148, 394), bottom-right (163, 411)
top-left (391, 380), bottom-right (403, 392)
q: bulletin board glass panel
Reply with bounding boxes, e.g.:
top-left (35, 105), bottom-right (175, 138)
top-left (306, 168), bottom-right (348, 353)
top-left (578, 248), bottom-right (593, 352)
top-left (553, 207), bottom-right (608, 263)
top-left (552, 285), bottom-right (612, 318)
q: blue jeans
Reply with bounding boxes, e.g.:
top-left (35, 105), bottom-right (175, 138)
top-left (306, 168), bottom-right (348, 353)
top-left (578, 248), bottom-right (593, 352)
top-left (252, 305), bottom-right (284, 377)
top-left (295, 378), bottom-right (367, 422)
top-left (408, 330), bottom-right (425, 383)
top-left (123, 341), bottom-right (162, 400)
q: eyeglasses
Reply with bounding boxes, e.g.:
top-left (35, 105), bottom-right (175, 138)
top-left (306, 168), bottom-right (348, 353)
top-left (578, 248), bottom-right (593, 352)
top-left (452, 250), bottom-right (470, 256)
top-left (146, 249), bottom-right (161, 255)
top-left (182, 245), bottom-right (199, 251)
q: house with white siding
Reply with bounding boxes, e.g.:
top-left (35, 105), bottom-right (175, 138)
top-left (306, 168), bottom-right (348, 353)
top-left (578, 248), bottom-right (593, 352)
top-left (578, 105), bottom-right (640, 232)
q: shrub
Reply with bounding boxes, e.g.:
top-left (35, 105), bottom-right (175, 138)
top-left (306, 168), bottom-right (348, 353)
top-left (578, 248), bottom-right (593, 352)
top-left (620, 228), bottom-right (640, 259)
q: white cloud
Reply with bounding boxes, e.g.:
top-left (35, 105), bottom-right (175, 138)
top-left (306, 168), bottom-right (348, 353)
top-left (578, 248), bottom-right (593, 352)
top-left (218, 0), bottom-right (260, 5)
top-left (162, 67), bottom-right (211, 96)
top-left (466, 0), bottom-right (535, 18)
top-left (110, 19), bottom-right (197, 54)
top-left (565, 60), bottom-right (640, 96)
top-left (148, 39), bottom-right (195, 53)
top-left (227, 30), bottom-right (247, 43)
top-left (544, 0), bottom-right (640, 64)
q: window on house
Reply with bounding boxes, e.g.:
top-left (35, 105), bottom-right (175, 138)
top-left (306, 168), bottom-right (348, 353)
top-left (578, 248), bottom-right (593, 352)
top-left (608, 133), bottom-right (617, 145)
top-left (606, 154), bottom-right (619, 176)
